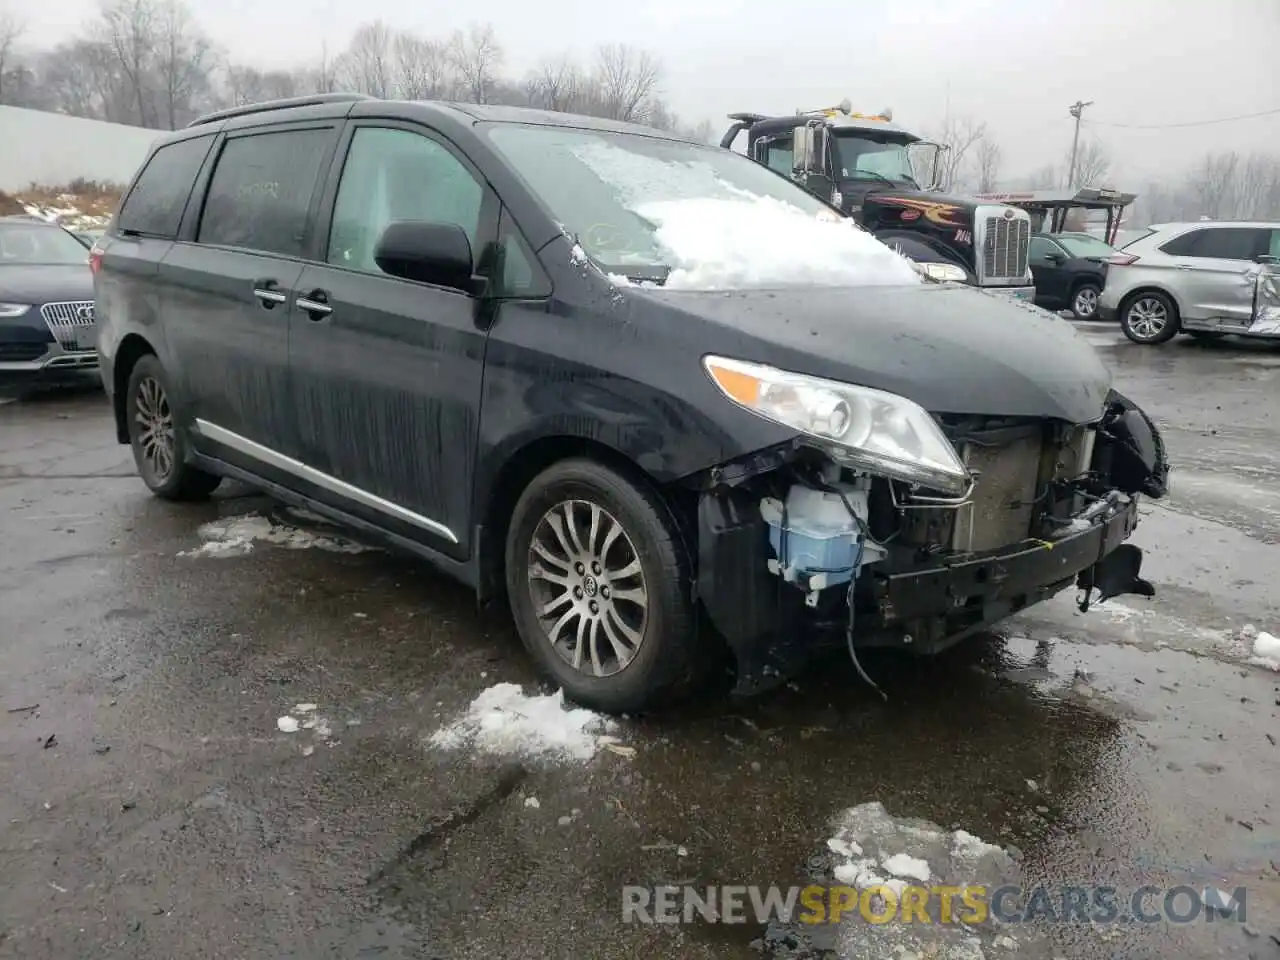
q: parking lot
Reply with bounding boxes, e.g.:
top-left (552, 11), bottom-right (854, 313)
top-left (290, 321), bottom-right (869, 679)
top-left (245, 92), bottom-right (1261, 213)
top-left (2, 324), bottom-right (1279, 959)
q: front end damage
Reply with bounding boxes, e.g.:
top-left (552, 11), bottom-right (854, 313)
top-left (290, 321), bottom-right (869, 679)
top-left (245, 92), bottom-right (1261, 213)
top-left (692, 390), bottom-right (1169, 695)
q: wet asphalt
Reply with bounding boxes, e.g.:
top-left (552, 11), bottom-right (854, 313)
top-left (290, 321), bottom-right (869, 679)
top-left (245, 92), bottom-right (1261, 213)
top-left (2, 326), bottom-right (1279, 960)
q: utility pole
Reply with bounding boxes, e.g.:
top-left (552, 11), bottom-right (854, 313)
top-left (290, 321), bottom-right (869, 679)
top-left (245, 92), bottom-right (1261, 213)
top-left (1066, 99), bottom-right (1093, 189)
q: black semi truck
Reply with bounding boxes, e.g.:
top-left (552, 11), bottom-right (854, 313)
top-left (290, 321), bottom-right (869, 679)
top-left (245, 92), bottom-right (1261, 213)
top-left (722, 101), bottom-right (1035, 300)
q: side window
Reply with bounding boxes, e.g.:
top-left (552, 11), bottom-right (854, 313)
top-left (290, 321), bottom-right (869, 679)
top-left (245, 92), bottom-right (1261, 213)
top-left (117, 135), bottom-right (214, 238)
top-left (1190, 227), bottom-right (1264, 260)
top-left (763, 137), bottom-right (794, 175)
top-left (1029, 237), bottom-right (1059, 262)
top-left (1269, 229), bottom-right (1280, 259)
top-left (198, 128), bottom-right (332, 258)
top-left (1157, 230), bottom-right (1200, 256)
top-left (494, 208), bottom-right (550, 298)
top-left (1161, 227), bottom-right (1262, 261)
top-left (328, 127), bottom-right (483, 276)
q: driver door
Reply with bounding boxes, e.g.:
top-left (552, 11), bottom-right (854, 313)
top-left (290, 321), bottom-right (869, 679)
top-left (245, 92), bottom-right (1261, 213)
top-left (286, 121), bottom-right (498, 558)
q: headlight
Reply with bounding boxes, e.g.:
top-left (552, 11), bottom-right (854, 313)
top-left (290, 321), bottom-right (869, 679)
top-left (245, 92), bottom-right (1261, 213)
top-left (918, 262), bottom-right (968, 283)
top-left (703, 355), bottom-right (969, 494)
top-left (0, 302), bottom-right (32, 318)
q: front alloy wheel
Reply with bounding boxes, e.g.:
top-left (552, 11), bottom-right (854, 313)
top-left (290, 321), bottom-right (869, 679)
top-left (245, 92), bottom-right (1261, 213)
top-left (505, 459), bottom-right (698, 713)
top-left (527, 499), bottom-right (648, 677)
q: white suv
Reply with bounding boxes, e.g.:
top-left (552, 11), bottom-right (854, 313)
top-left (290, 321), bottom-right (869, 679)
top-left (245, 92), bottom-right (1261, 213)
top-left (1099, 221), bottom-right (1280, 344)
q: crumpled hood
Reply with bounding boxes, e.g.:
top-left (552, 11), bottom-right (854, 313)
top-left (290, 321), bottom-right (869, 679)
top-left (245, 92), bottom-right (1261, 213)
top-left (0, 264), bottom-right (93, 305)
top-left (633, 282), bottom-right (1114, 424)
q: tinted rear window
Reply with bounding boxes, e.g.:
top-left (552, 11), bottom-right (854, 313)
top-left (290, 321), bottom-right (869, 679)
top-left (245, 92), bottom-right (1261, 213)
top-left (1159, 227), bottom-right (1263, 260)
top-left (197, 129), bottom-right (332, 258)
top-left (117, 135), bottom-right (214, 238)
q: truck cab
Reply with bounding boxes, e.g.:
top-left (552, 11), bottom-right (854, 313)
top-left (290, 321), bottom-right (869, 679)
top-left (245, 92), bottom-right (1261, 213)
top-left (722, 102), bottom-right (1036, 300)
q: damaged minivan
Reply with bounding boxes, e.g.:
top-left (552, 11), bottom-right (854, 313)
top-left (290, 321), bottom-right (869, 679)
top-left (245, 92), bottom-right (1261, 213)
top-left (95, 94), bottom-right (1169, 713)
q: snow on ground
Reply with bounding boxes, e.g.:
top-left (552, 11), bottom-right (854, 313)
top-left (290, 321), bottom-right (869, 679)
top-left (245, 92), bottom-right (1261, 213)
top-left (817, 801), bottom-right (1037, 959)
top-left (428, 683), bottom-right (620, 762)
top-left (178, 513), bottom-right (372, 558)
top-left (1243, 625), bottom-right (1280, 670)
top-left (274, 701), bottom-right (340, 752)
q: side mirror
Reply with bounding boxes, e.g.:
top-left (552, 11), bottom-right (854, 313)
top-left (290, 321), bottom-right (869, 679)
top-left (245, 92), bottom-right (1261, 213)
top-left (1046, 251), bottom-right (1066, 265)
top-left (906, 141), bottom-right (944, 190)
top-left (792, 125), bottom-right (812, 176)
top-left (373, 221), bottom-right (480, 293)
top-left (792, 121), bottom-right (827, 177)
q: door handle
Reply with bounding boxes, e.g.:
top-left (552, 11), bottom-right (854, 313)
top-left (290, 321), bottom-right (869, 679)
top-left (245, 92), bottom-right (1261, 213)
top-left (253, 279), bottom-right (288, 308)
top-left (296, 289), bottom-right (332, 320)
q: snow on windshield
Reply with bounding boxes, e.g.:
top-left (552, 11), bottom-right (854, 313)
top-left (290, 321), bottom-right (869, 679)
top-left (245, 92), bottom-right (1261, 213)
top-left (636, 195), bottom-right (921, 290)
top-left (570, 140), bottom-right (920, 291)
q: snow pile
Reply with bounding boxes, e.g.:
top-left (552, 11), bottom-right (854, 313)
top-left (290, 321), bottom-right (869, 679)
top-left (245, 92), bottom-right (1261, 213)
top-left (568, 139), bottom-right (921, 291)
top-left (428, 683), bottom-right (618, 761)
top-left (824, 802), bottom-right (1028, 958)
top-left (275, 701), bottom-right (338, 749)
top-left (1242, 624), bottom-right (1280, 670)
top-left (178, 514), bottom-right (371, 558)
top-left (637, 196), bottom-right (924, 291)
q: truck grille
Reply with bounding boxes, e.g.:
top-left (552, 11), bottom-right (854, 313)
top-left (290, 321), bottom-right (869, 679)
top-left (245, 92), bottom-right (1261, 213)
top-left (40, 301), bottom-right (97, 352)
top-left (977, 210), bottom-right (1030, 280)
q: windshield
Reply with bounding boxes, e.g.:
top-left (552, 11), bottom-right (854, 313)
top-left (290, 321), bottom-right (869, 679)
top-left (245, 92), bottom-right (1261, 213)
top-left (0, 223), bottom-right (90, 266)
top-left (831, 135), bottom-right (917, 184)
top-left (1056, 234), bottom-right (1116, 257)
top-left (485, 124), bottom-right (921, 290)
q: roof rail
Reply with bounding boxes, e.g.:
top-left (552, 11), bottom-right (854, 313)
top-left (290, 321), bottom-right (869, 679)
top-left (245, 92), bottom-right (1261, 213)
top-left (187, 93), bottom-right (375, 128)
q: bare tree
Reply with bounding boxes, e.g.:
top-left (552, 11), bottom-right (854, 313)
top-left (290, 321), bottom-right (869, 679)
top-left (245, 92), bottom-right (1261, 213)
top-left (393, 32), bottom-right (450, 99)
top-left (154, 0), bottom-right (211, 128)
top-left (525, 55), bottom-right (581, 112)
top-left (1187, 152), bottom-right (1239, 220)
top-left (99, 0), bottom-right (160, 127)
top-left (976, 139), bottom-right (1002, 193)
top-left (1027, 164), bottom-right (1058, 189)
top-left (340, 20), bottom-right (394, 98)
top-left (1066, 137), bottom-right (1110, 188)
top-left (930, 116), bottom-right (986, 191)
top-left (449, 23), bottom-right (503, 104)
top-left (225, 64), bottom-right (299, 106)
top-left (0, 5), bottom-right (22, 103)
top-left (593, 43), bottom-right (659, 123)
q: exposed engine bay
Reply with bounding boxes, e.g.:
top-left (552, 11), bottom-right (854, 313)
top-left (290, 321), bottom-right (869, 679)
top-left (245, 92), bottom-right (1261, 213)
top-left (693, 390), bottom-right (1169, 695)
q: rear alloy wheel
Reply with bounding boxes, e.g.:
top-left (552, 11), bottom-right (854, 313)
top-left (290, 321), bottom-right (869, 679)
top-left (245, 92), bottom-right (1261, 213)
top-left (505, 459), bottom-right (697, 714)
top-left (1120, 292), bottom-right (1180, 344)
top-left (1070, 282), bottom-right (1101, 320)
top-left (126, 355), bottom-right (221, 500)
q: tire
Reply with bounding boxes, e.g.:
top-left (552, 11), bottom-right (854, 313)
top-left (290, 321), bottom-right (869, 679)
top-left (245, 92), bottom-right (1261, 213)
top-left (1069, 281), bottom-right (1102, 321)
top-left (125, 354), bottom-right (221, 500)
top-left (504, 458), bottom-right (697, 714)
top-left (1120, 291), bottom-right (1180, 344)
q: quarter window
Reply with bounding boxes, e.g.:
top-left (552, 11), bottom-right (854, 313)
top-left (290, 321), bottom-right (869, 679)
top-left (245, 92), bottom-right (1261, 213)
top-left (198, 128), bottom-right (332, 257)
top-left (117, 135), bottom-right (214, 238)
top-left (494, 208), bottom-right (550, 298)
top-left (328, 127), bottom-right (484, 276)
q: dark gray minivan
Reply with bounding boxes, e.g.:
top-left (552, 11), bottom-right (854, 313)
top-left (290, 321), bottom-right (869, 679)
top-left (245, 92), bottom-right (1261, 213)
top-left (93, 94), bottom-right (1168, 713)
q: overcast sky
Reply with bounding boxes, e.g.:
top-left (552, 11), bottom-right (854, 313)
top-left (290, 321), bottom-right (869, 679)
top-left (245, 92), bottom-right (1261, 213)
top-left (9, 0), bottom-right (1280, 184)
